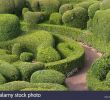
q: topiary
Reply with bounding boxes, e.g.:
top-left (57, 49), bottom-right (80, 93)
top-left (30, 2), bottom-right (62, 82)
top-left (59, 4), bottom-right (73, 15)
top-left (106, 71), bottom-right (110, 86)
top-left (87, 19), bottom-right (93, 31)
top-left (0, 14), bottom-right (20, 41)
top-left (13, 62), bottom-right (44, 81)
top-left (88, 2), bottom-right (100, 19)
top-left (23, 11), bottom-right (45, 24)
top-left (20, 52), bottom-right (34, 62)
top-left (22, 8), bottom-right (29, 16)
top-left (0, 73), bottom-right (6, 84)
top-left (0, 49), bottom-right (10, 55)
top-left (36, 46), bottom-right (61, 63)
top-left (30, 70), bottom-right (66, 84)
top-left (49, 13), bottom-right (62, 25)
top-left (62, 7), bottom-right (88, 29)
top-left (12, 43), bottom-right (26, 56)
top-left (100, 0), bottom-right (110, 10)
top-left (0, 62), bottom-right (20, 82)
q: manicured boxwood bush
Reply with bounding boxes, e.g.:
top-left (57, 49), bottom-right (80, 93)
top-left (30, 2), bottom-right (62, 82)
top-left (100, 0), bottom-right (110, 10)
top-left (0, 49), bottom-right (10, 55)
top-left (92, 9), bottom-right (110, 42)
top-left (87, 19), bottom-right (93, 31)
top-left (22, 8), bottom-right (29, 16)
top-left (0, 73), bottom-right (6, 84)
top-left (37, 46), bottom-right (61, 63)
top-left (87, 54), bottom-right (110, 91)
top-left (59, 4), bottom-right (73, 15)
top-left (14, 62), bottom-right (44, 81)
top-left (62, 7), bottom-right (88, 29)
top-left (49, 13), bottom-right (62, 25)
top-left (30, 70), bottom-right (66, 84)
top-left (0, 14), bottom-right (20, 41)
top-left (0, 62), bottom-right (20, 82)
top-left (88, 2), bottom-right (100, 19)
top-left (20, 52), bottom-right (34, 62)
top-left (23, 11), bottom-right (45, 24)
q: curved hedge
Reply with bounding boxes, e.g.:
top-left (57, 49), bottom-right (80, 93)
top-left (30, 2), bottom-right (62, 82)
top-left (37, 46), bottom-right (61, 63)
top-left (100, 0), bottom-right (110, 10)
top-left (87, 55), bottom-right (110, 91)
top-left (30, 70), bottom-right (65, 84)
top-left (0, 14), bottom-right (20, 41)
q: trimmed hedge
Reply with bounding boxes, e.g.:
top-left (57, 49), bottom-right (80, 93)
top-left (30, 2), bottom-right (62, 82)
top-left (22, 8), bottom-right (29, 16)
top-left (49, 13), bottom-right (62, 25)
top-left (14, 62), bottom-right (44, 81)
top-left (0, 62), bottom-right (20, 82)
top-left (100, 0), bottom-right (110, 10)
top-left (0, 73), bottom-right (6, 84)
top-left (20, 52), bottom-right (34, 62)
top-left (0, 14), bottom-right (20, 41)
top-left (30, 70), bottom-right (65, 84)
top-left (87, 55), bottom-right (110, 91)
top-left (0, 49), bottom-right (10, 55)
top-left (37, 46), bottom-right (61, 63)
top-left (92, 9), bottom-right (110, 42)
top-left (62, 7), bottom-right (88, 29)
top-left (59, 4), bottom-right (73, 15)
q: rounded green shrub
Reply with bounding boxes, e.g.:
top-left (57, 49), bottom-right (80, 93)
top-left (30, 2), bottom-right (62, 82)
top-left (30, 70), bottom-right (66, 84)
top-left (22, 8), bottom-right (29, 16)
top-left (0, 49), bottom-right (10, 55)
top-left (24, 11), bottom-right (45, 24)
top-left (59, 4), bottom-right (73, 15)
top-left (0, 14), bottom-right (20, 41)
top-left (58, 0), bottom-right (69, 4)
top-left (106, 71), bottom-right (110, 86)
top-left (62, 7), bottom-right (88, 29)
top-left (92, 9), bottom-right (110, 42)
top-left (49, 13), bottom-right (62, 25)
top-left (88, 2), bottom-right (100, 19)
top-left (37, 46), bottom-right (61, 63)
top-left (87, 19), bottom-right (93, 31)
top-left (0, 62), bottom-right (20, 81)
top-left (12, 43), bottom-right (26, 56)
top-left (14, 62), bottom-right (44, 81)
top-left (39, 0), bottom-right (60, 14)
top-left (20, 52), bottom-right (34, 62)
top-left (100, 0), bottom-right (110, 10)
top-left (0, 73), bottom-right (6, 84)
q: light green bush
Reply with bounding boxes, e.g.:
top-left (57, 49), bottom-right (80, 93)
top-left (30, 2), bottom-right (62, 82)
top-left (100, 0), bottom-right (110, 10)
top-left (22, 8), bottom-right (29, 16)
top-left (30, 70), bottom-right (66, 84)
top-left (49, 13), bottom-right (62, 25)
top-left (0, 14), bottom-right (20, 41)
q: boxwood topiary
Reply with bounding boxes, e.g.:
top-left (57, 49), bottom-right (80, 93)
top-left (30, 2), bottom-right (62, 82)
top-left (100, 0), bottom-right (110, 10)
top-left (59, 4), bottom-right (73, 15)
top-left (62, 7), bottom-right (88, 29)
top-left (20, 52), bottom-right (34, 62)
top-left (30, 70), bottom-right (66, 84)
top-left (49, 13), bottom-right (62, 25)
top-left (22, 7), bottom-right (29, 16)
top-left (0, 14), bottom-right (20, 41)
top-left (0, 62), bottom-right (20, 82)
top-left (14, 62), bottom-right (44, 81)
top-left (36, 46), bottom-right (61, 63)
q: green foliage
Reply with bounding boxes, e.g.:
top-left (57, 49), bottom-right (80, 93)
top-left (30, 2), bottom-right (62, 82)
top-left (62, 7), bottom-right (88, 29)
top-left (14, 62), bottom-right (44, 81)
top-left (0, 14), bottom-right (20, 41)
top-left (100, 0), bottom-right (110, 10)
top-left (92, 9), bottom-right (110, 42)
top-left (0, 62), bottom-right (20, 82)
top-left (37, 46), bottom-right (61, 63)
top-left (0, 49), bottom-right (10, 55)
top-left (0, 73), bottom-right (6, 84)
top-left (49, 13), bottom-right (62, 25)
top-left (88, 2), bottom-right (100, 19)
top-left (20, 52), bottom-right (34, 62)
top-left (30, 70), bottom-right (66, 84)
top-left (87, 19), bottom-right (93, 31)
top-left (106, 71), bottom-right (110, 86)
top-left (59, 4), bottom-right (73, 15)
top-left (22, 8), bottom-right (29, 16)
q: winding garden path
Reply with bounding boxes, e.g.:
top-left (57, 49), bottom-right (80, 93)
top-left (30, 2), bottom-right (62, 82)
top-left (65, 43), bottom-right (102, 91)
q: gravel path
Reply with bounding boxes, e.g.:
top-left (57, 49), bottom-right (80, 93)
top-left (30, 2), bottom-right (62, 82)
top-left (65, 43), bottom-right (102, 91)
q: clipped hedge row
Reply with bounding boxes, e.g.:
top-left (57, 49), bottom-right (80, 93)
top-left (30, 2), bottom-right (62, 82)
top-left (87, 54), bottom-right (110, 91)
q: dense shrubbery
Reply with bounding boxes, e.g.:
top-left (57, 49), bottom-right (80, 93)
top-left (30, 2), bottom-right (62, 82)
top-left (30, 70), bottom-right (65, 84)
top-left (100, 0), bottom-right (110, 10)
top-left (0, 74), bottom-right (6, 84)
top-left (49, 13), bottom-right (62, 25)
top-left (0, 14), bottom-right (20, 41)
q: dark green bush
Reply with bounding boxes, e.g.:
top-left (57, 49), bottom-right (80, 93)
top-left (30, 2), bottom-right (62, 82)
top-left (62, 7), bottom-right (88, 29)
top-left (20, 52), bottom-right (34, 62)
top-left (100, 0), bottom-right (110, 10)
top-left (30, 70), bottom-right (66, 84)
top-left (88, 2), bottom-right (100, 19)
top-left (0, 49), bottom-right (10, 55)
top-left (0, 73), bottom-right (6, 84)
top-left (49, 13), bottom-right (62, 25)
top-left (0, 62), bottom-right (20, 81)
top-left (24, 11), bottom-right (45, 24)
top-left (14, 62), bottom-right (44, 81)
top-left (92, 9), bottom-right (110, 42)
top-left (0, 14), bottom-right (20, 41)
top-left (37, 46), bottom-right (61, 63)
top-left (59, 4), bottom-right (73, 15)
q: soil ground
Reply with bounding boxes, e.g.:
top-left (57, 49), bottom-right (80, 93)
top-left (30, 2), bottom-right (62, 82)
top-left (65, 43), bottom-right (102, 91)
